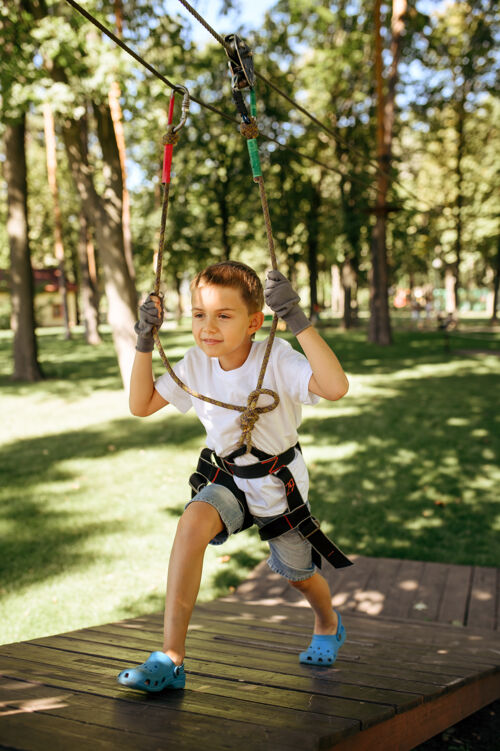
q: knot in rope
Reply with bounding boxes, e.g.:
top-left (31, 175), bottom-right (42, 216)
top-left (238, 387), bottom-right (280, 451)
top-left (163, 126), bottom-right (180, 146)
top-left (240, 117), bottom-right (259, 140)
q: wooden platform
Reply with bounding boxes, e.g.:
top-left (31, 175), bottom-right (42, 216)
top-left (1, 597), bottom-right (499, 750)
top-left (228, 555), bottom-right (500, 631)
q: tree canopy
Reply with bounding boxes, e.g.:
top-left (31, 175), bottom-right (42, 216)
top-left (1, 0), bottom-right (499, 378)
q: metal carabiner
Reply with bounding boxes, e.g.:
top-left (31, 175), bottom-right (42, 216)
top-left (172, 85), bottom-right (190, 133)
top-left (162, 85), bottom-right (190, 184)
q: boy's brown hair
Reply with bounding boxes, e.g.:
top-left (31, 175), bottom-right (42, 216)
top-left (191, 261), bottom-right (264, 313)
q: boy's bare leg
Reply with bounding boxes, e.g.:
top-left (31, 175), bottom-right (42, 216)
top-left (163, 502), bottom-right (224, 665)
top-left (290, 572), bottom-right (338, 634)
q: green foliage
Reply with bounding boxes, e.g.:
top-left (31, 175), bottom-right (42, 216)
top-left (389, 0), bottom-right (500, 292)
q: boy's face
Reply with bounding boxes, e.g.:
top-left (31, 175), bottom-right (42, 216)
top-left (191, 284), bottom-right (264, 371)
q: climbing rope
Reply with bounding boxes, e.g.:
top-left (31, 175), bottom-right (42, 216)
top-left (151, 85), bottom-right (280, 451)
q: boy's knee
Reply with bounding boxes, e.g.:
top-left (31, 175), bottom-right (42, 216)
top-left (288, 574), bottom-right (314, 591)
top-left (177, 501), bottom-right (224, 545)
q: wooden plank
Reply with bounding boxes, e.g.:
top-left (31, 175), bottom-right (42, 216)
top-left (224, 557), bottom-right (500, 633)
top-left (191, 599), bottom-right (500, 649)
top-left (379, 559), bottom-right (426, 619)
top-left (190, 607), bottom-right (500, 658)
top-left (34, 617), bottom-right (490, 683)
top-left (230, 560), bottom-right (290, 603)
top-left (410, 562), bottom-right (450, 622)
top-left (437, 563), bottom-right (472, 626)
top-left (0, 672), bottom-right (348, 749)
top-left (28, 619), bottom-right (492, 717)
top-left (104, 611), bottom-right (499, 678)
top-left (326, 671), bottom-right (500, 751)
top-left (0, 678), bottom-right (320, 751)
top-left (350, 558), bottom-right (402, 617)
top-left (31, 632), bottom-right (453, 700)
top-left (0, 641), bottom-right (423, 712)
top-left (327, 556), bottom-right (379, 613)
top-left (0, 712), bottom-right (163, 751)
top-left (0, 655), bottom-right (384, 733)
top-left (228, 556), bottom-right (378, 612)
top-left (467, 567), bottom-right (498, 630)
top-left (30, 633), bottom-right (431, 708)
top-left (52, 623), bottom-right (485, 683)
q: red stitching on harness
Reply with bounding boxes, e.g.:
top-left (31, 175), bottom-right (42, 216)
top-left (285, 478), bottom-right (295, 495)
top-left (223, 460), bottom-right (235, 475)
top-left (283, 515), bottom-right (293, 530)
top-left (261, 455), bottom-right (279, 473)
top-left (213, 468), bottom-right (220, 482)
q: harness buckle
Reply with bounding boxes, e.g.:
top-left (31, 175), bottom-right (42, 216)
top-left (298, 516), bottom-right (321, 539)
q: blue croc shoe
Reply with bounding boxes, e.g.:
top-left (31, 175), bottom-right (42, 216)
top-left (117, 651), bottom-right (185, 692)
top-left (299, 611), bottom-right (346, 666)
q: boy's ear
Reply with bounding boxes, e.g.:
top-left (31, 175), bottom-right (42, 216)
top-left (248, 311), bottom-right (265, 335)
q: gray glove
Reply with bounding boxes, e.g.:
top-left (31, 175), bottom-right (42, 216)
top-left (264, 270), bottom-right (311, 336)
top-left (134, 294), bottom-right (164, 352)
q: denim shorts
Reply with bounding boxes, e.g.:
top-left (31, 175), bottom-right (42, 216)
top-left (185, 483), bottom-right (316, 582)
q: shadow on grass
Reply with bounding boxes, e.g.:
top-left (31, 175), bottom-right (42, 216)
top-left (302, 368), bottom-right (498, 567)
top-left (0, 328), bottom-right (191, 398)
top-left (0, 413), bottom-right (204, 591)
top-left (115, 546), bottom-right (263, 619)
top-left (210, 547), bottom-right (263, 594)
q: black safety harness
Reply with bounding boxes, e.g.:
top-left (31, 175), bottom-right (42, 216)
top-left (189, 444), bottom-right (353, 570)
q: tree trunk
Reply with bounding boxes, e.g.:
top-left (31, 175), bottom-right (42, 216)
top-left (330, 264), bottom-right (343, 316)
top-left (77, 211), bottom-right (101, 344)
top-left (43, 102), bottom-right (71, 339)
top-left (368, 0), bottom-right (406, 345)
top-left (445, 265), bottom-right (456, 314)
top-left (62, 110), bottom-right (137, 389)
top-left (452, 96), bottom-right (466, 314)
top-left (490, 233), bottom-right (500, 323)
top-left (342, 258), bottom-right (357, 330)
top-left (307, 182), bottom-right (322, 319)
top-left (218, 185), bottom-right (231, 261)
top-left (4, 118), bottom-right (43, 381)
top-left (108, 80), bottom-right (134, 283)
top-left (109, 1), bottom-right (134, 282)
top-left (175, 273), bottom-right (183, 323)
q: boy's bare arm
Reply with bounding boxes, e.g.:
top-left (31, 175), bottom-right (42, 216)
top-left (296, 327), bottom-right (349, 401)
top-left (129, 351), bottom-right (169, 416)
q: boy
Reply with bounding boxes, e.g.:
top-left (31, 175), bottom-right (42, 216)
top-left (118, 261), bottom-right (349, 692)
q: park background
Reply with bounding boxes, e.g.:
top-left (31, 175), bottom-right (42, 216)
top-left (1, 0), bottom-right (499, 669)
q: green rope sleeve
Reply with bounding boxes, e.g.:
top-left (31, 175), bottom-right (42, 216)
top-left (247, 89), bottom-right (262, 178)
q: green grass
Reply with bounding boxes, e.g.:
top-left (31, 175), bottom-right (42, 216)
top-left (0, 320), bottom-right (499, 645)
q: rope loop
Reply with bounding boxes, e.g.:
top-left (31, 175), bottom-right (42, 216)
top-left (240, 117), bottom-right (259, 140)
top-left (238, 387), bottom-right (280, 450)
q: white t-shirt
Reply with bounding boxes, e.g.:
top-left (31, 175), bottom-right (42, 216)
top-left (155, 337), bottom-right (320, 516)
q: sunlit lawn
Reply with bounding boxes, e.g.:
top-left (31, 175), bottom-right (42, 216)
top-left (0, 319), bottom-right (499, 645)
